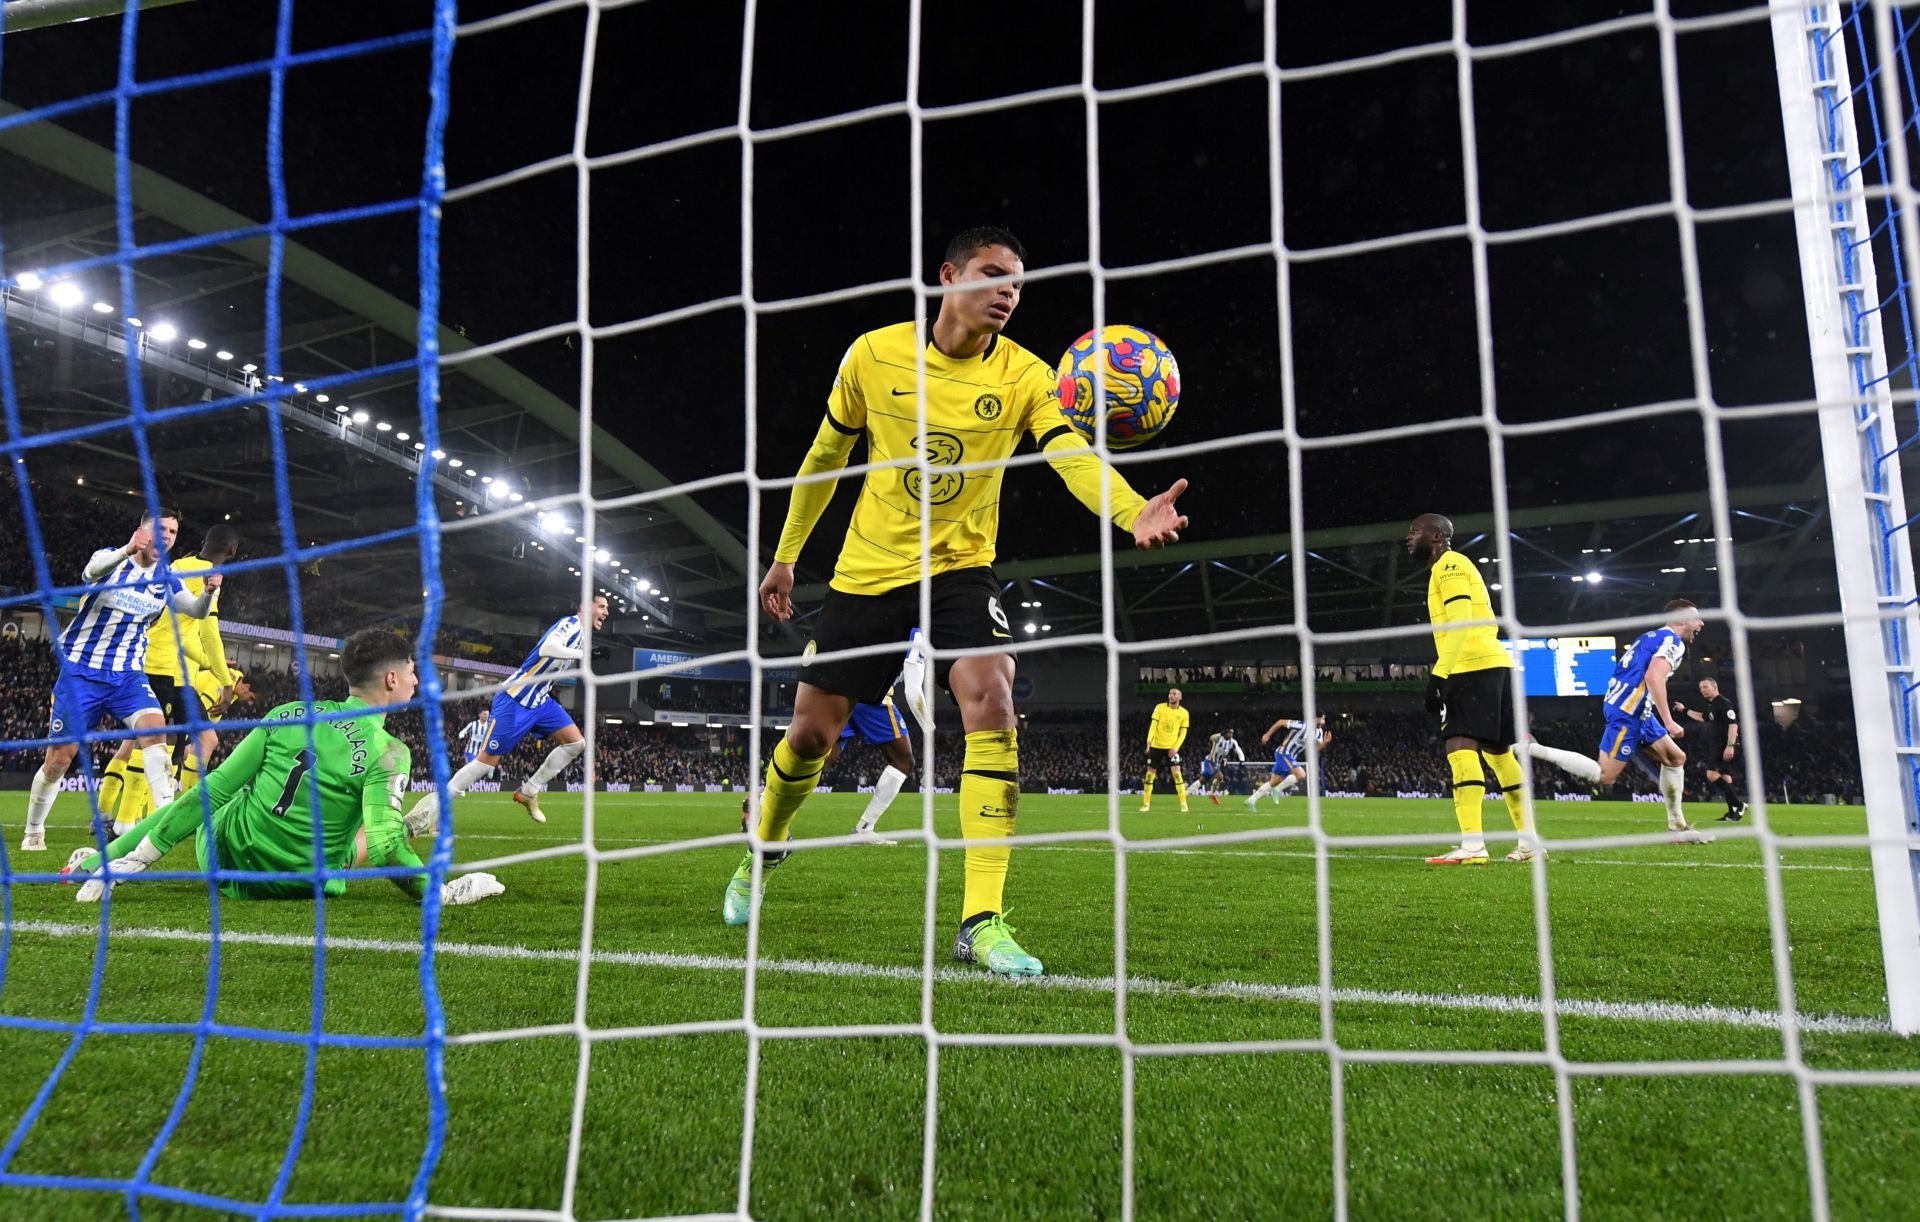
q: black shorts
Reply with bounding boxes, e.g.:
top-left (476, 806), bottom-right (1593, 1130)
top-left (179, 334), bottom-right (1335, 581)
top-left (147, 673), bottom-right (207, 733)
top-left (802, 567), bottom-right (1008, 705)
top-left (1703, 742), bottom-right (1740, 774)
top-left (1440, 668), bottom-right (1515, 746)
top-left (1145, 745), bottom-right (1182, 772)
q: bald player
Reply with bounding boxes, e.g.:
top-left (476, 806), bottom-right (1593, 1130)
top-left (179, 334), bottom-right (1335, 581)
top-left (1405, 513), bottom-right (1540, 865)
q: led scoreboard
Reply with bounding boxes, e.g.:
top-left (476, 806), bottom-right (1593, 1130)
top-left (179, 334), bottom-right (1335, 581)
top-left (1502, 636), bottom-right (1616, 698)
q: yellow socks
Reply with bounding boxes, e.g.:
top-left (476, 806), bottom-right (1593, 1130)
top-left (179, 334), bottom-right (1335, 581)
top-left (1141, 769), bottom-right (1155, 810)
top-left (960, 728), bottom-right (1019, 923)
top-left (1172, 767), bottom-right (1188, 810)
top-left (117, 759), bottom-right (152, 831)
top-left (97, 757), bottom-right (129, 824)
top-left (177, 750), bottom-right (201, 796)
top-left (1483, 749), bottom-right (1535, 843)
top-left (755, 737), bottom-right (826, 847)
top-left (1447, 749), bottom-right (1486, 850)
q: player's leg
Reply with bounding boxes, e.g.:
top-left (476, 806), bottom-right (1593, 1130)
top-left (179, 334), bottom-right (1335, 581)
top-left (1140, 751), bottom-right (1158, 812)
top-left (1647, 732), bottom-right (1708, 842)
top-left (25, 667), bottom-right (107, 850)
top-left (1429, 730), bottom-right (1491, 865)
top-left (851, 717), bottom-right (911, 843)
top-left (1526, 733), bottom-right (1604, 784)
top-left (1170, 754), bottom-right (1190, 812)
top-left (1276, 764), bottom-right (1302, 796)
top-left (97, 740), bottom-right (137, 834)
top-left (723, 680), bottom-right (852, 924)
top-left (1246, 764), bottom-right (1280, 808)
top-left (68, 781), bottom-right (220, 901)
top-left (515, 708), bottom-right (587, 822)
top-left (946, 650), bottom-right (1041, 977)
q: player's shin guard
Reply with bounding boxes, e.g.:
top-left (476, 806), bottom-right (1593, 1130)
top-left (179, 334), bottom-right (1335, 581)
top-left (97, 757), bottom-right (129, 825)
top-left (756, 738), bottom-right (826, 846)
top-left (447, 758), bottom-right (494, 795)
top-left (959, 729), bottom-right (1018, 925)
top-left (1527, 740), bottom-right (1602, 783)
top-left (854, 764), bottom-right (908, 834)
top-left (524, 739), bottom-right (587, 794)
top-left (26, 766), bottom-right (59, 834)
top-left (1141, 769), bottom-right (1156, 808)
top-left (1447, 749), bottom-right (1487, 851)
top-left (1171, 767), bottom-right (1188, 809)
top-left (141, 744), bottom-right (178, 809)
top-left (1482, 749), bottom-right (1535, 845)
top-left (1660, 765), bottom-right (1687, 827)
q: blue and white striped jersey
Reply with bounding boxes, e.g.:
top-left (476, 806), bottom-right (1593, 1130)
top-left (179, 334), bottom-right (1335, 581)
top-left (503, 614), bottom-right (583, 710)
top-left (1602, 627), bottom-right (1686, 718)
top-left (460, 717), bottom-right (490, 757)
top-left (1210, 734), bottom-right (1245, 765)
top-left (60, 548), bottom-right (185, 672)
top-left (1275, 722), bottom-right (1309, 758)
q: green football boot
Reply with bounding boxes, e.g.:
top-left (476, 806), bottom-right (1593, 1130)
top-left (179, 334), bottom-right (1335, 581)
top-left (953, 911), bottom-right (1044, 977)
top-left (721, 838), bottom-right (790, 926)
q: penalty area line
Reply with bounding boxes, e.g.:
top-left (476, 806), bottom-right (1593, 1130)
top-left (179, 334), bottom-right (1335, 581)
top-left (4, 919), bottom-right (1892, 1037)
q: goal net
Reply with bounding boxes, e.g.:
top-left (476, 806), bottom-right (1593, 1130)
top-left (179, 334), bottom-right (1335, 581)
top-left (0, 0), bottom-right (1916, 1218)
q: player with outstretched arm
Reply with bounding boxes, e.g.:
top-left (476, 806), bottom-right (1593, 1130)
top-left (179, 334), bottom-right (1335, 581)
top-left (20, 509), bottom-right (219, 852)
top-left (734, 225), bottom-right (1190, 977)
top-left (63, 628), bottom-right (502, 907)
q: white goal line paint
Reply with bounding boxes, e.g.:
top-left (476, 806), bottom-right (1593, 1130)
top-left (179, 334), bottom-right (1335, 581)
top-left (6, 918), bottom-right (1890, 1038)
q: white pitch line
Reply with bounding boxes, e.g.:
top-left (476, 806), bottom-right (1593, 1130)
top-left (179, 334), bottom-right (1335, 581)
top-left (434, 833), bottom-right (1872, 873)
top-left (5, 919), bottom-right (1892, 1037)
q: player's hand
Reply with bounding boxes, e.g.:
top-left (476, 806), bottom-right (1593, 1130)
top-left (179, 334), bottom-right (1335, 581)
top-left (127, 524), bottom-right (152, 554)
top-left (1667, 723), bottom-right (1684, 740)
top-left (202, 572), bottom-right (222, 591)
top-left (1131, 479), bottom-right (1189, 550)
top-left (1670, 700), bottom-right (1686, 714)
top-left (1722, 745), bottom-right (1734, 762)
top-left (760, 561), bottom-right (796, 621)
top-left (441, 872), bottom-right (504, 906)
top-left (1425, 674), bottom-right (1446, 715)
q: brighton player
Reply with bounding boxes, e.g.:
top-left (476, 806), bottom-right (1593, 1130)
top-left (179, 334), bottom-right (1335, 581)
top-left (19, 509), bottom-right (219, 852)
top-left (412, 595), bottom-right (608, 828)
top-left (1246, 714), bottom-right (1330, 806)
top-left (64, 628), bottom-right (503, 907)
top-left (1674, 677), bottom-right (1746, 821)
top-left (1203, 727), bottom-right (1245, 803)
top-left (734, 225), bottom-right (1190, 977)
top-left (1528, 599), bottom-right (1713, 843)
top-left (1139, 687), bottom-right (1190, 813)
top-left (1405, 513), bottom-right (1540, 865)
top-left (826, 691), bottom-right (914, 846)
top-left (97, 522), bottom-right (238, 835)
top-left (457, 713), bottom-right (490, 763)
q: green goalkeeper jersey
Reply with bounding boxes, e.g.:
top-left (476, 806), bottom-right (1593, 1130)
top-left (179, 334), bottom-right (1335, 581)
top-left (183, 696), bottom-right (421, 899)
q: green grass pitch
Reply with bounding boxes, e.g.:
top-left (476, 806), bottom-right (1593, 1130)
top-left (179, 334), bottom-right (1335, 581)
top-left (0, 791), bottom-right (1915, 1219)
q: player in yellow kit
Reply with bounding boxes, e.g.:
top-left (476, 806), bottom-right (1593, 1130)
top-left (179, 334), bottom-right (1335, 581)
top-left (1405, 513), bottom-right (1540, 865)
top-left (733, 226), bottom-right (1191, 976)
top-left (96, 523), bottom-right (237, 833)
top-left (1139, 687), bottom-right (1190, 812)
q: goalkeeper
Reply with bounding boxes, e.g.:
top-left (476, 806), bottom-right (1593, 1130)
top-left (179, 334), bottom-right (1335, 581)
top-left (63, 628), bottom-right (503, 907)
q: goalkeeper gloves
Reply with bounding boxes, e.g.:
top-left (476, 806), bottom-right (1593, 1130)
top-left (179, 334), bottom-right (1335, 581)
top-left (1425, 674), bottom-right (1447, 716)
top-left (403, 792), bottom-right (440, 839)
top-left (442, 872), bottom-right (504, 906)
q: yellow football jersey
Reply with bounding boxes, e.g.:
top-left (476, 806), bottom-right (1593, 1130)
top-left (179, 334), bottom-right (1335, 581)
top-left (192, 668), bottom-right (226, 722)
top-left (1147, 702), bottom-right (1190, 749)
top-left (775, 322), bottom-right (1150, 595)
top-left (1427, 549), bottom-right (1512, 677)
top-left (146, 555), bottom-right (229, 682)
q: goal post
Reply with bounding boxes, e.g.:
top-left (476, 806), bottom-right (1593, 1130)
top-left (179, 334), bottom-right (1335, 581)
top-left (1771, 2), bottom-right (1920, 1035)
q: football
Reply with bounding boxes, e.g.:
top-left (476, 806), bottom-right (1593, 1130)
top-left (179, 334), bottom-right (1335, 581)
top-left (1055, 324), bottom-right (1181, 449)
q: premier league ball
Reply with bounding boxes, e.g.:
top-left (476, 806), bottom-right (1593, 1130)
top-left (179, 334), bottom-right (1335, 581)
top-left (1055, 325), bottom-right (1181, 449)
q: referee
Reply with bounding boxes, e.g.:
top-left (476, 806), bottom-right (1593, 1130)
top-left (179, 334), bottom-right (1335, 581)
top-left (1675, 678), bottom-right (1746, 821)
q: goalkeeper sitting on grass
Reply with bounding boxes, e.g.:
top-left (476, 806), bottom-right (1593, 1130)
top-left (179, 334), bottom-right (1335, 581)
top-left (63, 627), bottom-right (503, 907)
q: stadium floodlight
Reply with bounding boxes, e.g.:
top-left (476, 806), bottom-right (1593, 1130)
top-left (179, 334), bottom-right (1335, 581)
top-left (430, 449), bottom-right (445, 460)
top-left (1586, 571), bottom-right (1602, 583)
top-left (509, 492), bottom-right (523, 502)
top-left (1024, 623), bottom-right (1038, 634)
top-left (480, 475), bottom-right (493, 484)
top-left (574, 534), bottom-right (585, 543)
top-left (376, 421), bottom-right (393, 432)
top-left (315, 394), bottom-right (330, 403)
top-left (126, 317), bottom-right (141, 327)
top-left (215, 349), bottom-right (234, 360)
top-left (595, 548), bottom-right (610, 562)
top-left (413, 442), bottom-right (426, 451)
top-left (48, 281), bottom-right (82, 308)
top-left (148, 321), bottom-right (177, 342)
top-left (16, 271), bottom-right (42, 291)
top-left (333, 404), bottom-right (350, 415)
top-left (396, 431), bottom-right (410, 441)
top-left (351, 410), bottom-right (370, 424)
top-left (659, 596), bottom-right (670, 603)
top-left (294, 383), bottom-right (307, 393)
top-left (648, 586), bottom-right (660, 596)
top-left (92, 301), bottom-right (113, 314)
top-left (187, 338), bottom-right (207, 350)
top-left (448, 458), bottom-right (463, 468)
top-left (241, 362), bottom-right (257, 372)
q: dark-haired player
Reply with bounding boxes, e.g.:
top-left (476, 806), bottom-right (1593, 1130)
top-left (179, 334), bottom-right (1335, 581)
top-left (1675, 677), bottom-right (1746, 821)
top-left (1528, 599), bottom-right (1715, 843)
top-left (733, 225), bottom-right (1191, 976)
top-left (64, 628), bottom-right (502, 906)
top-left (1405, 513), bottom-right (1540, 865)
top-left (20, 509), bottom-right (218, 851)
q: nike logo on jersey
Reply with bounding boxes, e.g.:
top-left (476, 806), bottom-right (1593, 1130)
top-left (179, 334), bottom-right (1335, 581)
top-left (890, 388), bottom-right (917, 396)
top-left (991, 630), bottom-right (1012, 639)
